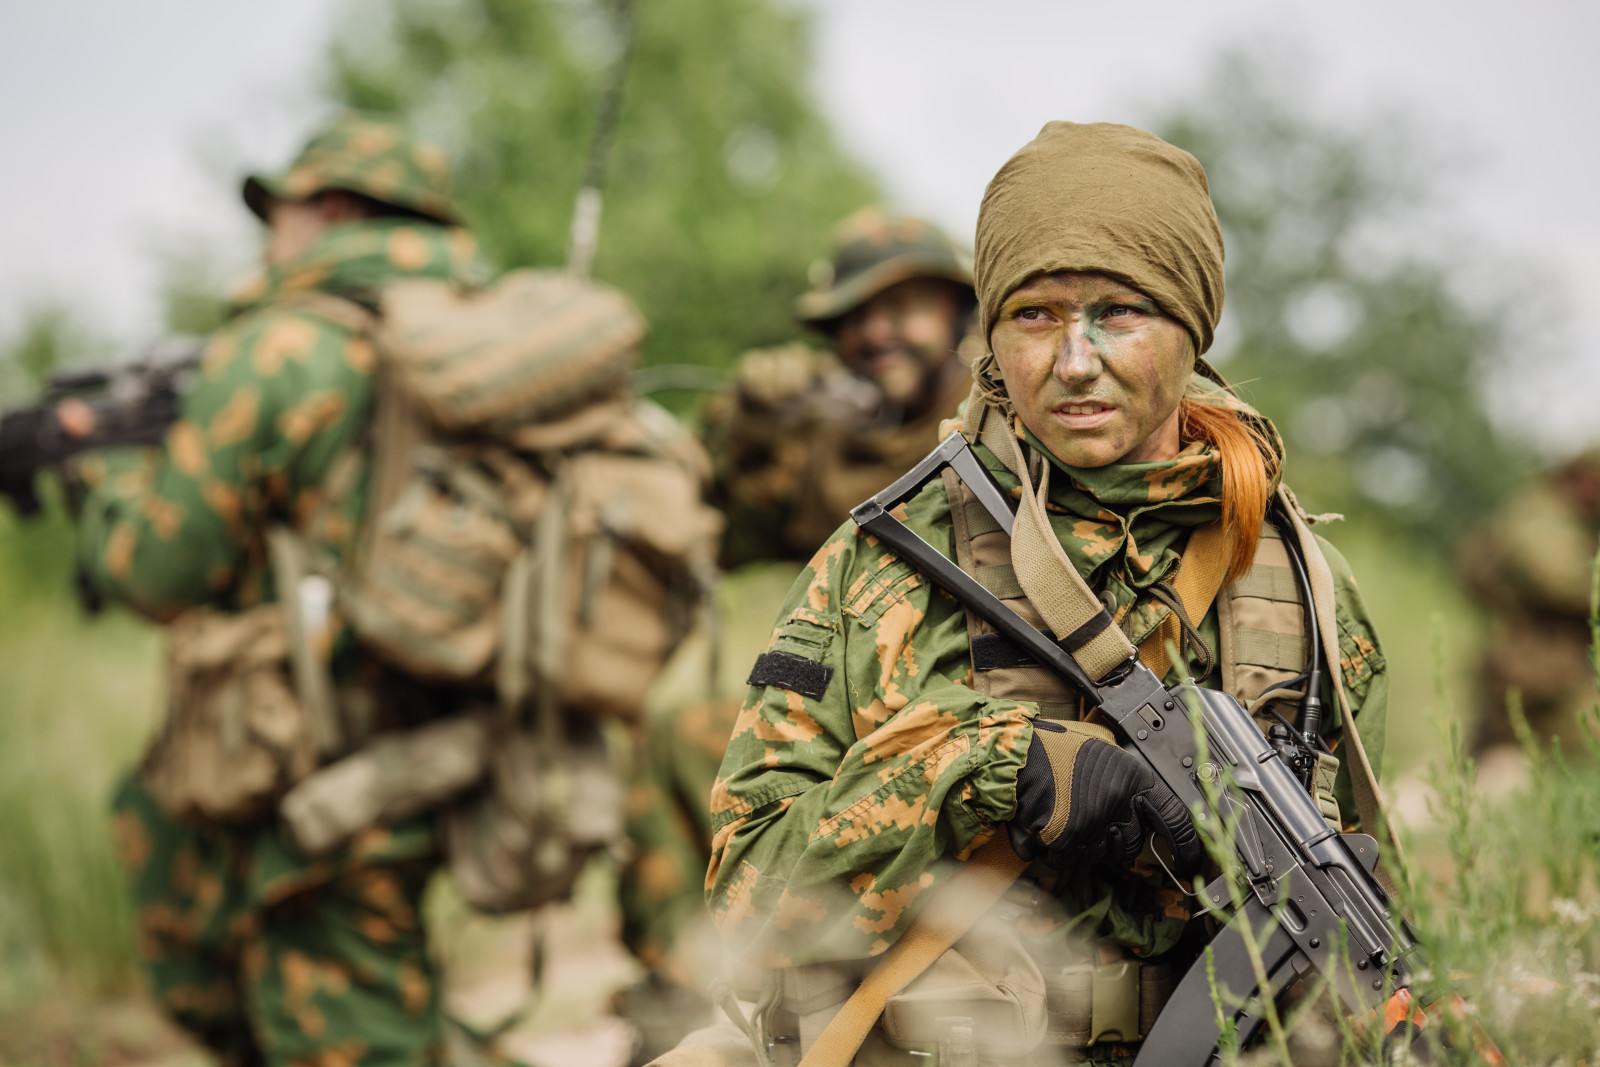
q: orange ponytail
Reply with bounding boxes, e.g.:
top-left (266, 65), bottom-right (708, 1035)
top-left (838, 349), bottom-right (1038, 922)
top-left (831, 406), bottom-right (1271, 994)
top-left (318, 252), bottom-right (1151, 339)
top-left (1179, 398), bottom-right (1280, 587)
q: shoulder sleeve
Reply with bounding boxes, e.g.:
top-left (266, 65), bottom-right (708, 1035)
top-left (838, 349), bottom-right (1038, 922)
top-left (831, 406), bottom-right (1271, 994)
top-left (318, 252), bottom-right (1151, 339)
top-left (77, 305), bottom-right (375, 618)
top-left (707, 495), bottom-right (1035, 966)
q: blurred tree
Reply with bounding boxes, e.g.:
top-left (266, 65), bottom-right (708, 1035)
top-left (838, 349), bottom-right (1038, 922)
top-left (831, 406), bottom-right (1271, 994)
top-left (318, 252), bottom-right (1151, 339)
top-left (324, 0), bottom-right (881, 385)
top-left (1153, 48), bottom-right (1540, 547)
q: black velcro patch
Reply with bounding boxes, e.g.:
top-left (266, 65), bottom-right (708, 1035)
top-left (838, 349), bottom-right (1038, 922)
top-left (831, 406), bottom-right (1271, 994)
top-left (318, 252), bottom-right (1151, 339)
top-left (971, 632), bottom-right (1037, 671)
top-left (747, 651), bottom-right (834, 700)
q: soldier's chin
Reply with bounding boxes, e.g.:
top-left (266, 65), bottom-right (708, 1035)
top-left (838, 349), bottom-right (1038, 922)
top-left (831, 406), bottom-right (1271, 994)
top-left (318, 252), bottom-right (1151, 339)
top-left (871, 359), bottom-right (925, 405)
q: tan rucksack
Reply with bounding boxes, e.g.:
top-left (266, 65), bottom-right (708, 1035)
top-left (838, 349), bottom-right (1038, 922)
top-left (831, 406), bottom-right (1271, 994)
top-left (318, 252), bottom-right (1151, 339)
top-left (144, 271), bottom-right (718, 918)
top-left (332, 271), bottom-right (718, 911)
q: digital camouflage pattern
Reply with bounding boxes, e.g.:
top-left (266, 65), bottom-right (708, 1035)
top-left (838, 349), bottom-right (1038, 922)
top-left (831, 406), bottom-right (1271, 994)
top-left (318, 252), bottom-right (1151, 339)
top-left (243, 111), bottom-right (461, 225)
top-left (705, 392), bottom-right (1388, 978)
top-left (1458, 449), bottom-right (1600, 752)
top-left (77, 217), bottom-right (491, 1065)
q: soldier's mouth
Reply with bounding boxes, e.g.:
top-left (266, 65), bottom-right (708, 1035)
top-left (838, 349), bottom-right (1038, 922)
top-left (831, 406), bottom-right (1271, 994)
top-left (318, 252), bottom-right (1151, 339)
top-left (1051, 401), bottom-right (1115, 430)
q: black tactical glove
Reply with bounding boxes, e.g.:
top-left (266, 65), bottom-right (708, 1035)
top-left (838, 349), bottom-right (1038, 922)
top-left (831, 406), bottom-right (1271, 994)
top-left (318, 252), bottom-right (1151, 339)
top-left (1009, 719), bottom-right (1203, 877)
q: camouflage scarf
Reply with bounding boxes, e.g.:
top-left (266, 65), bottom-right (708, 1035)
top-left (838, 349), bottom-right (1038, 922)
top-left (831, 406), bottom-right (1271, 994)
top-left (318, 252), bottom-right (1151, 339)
top-left (975, 370), bottom-right (1282, 646)
top-left (231, 219), bottom-right (493, 312)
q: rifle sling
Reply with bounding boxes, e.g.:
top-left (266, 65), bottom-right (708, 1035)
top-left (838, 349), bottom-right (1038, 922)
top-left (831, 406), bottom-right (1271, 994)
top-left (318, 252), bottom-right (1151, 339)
top-left (801, 433), bottom-right (1235, 1067)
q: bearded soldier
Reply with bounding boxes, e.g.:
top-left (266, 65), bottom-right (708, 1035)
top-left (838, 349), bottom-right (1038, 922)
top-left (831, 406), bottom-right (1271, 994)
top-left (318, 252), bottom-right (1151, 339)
top-left (704, 208), bottom-right (977, 567)
top-left (617, 210), bottom-right (978, 1060)
top-left (74, 114), bottom-right (492, 1067)
top-left (655, 122), bottom-right (1395, 1066)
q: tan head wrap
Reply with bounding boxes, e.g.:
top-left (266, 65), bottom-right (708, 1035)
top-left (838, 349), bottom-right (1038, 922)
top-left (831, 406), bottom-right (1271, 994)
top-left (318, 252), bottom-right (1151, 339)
top-left (974, 121), bottom-right (1225, 353)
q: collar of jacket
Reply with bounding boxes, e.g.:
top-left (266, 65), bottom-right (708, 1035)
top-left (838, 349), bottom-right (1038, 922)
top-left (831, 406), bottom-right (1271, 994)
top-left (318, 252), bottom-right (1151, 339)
top-left (229, 219), bottom-right (494, 314)
top-left (971, 373), bottom-right (1283, 593)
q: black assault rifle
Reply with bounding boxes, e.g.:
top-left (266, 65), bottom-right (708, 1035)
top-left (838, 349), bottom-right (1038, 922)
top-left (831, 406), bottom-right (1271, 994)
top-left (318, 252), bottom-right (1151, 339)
top-left (852, 432), bottom-right (1438, 1065)
top-left (0, 337), bottom-right (204, 517)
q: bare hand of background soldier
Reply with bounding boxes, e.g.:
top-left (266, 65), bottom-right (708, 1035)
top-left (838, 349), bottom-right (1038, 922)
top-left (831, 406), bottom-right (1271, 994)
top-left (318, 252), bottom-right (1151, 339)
top-left (735, 343), bottom-right (827, 409)
top-left (1008, 719), bottom-right (1203, 876)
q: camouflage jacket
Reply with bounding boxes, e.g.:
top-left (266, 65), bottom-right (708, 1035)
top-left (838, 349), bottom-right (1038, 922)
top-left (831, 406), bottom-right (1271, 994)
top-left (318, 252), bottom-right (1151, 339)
top-left (77, 220), bottom-right (491, 618)
top-left (77, 221), bottom-right (490, 893)
top-left (706, 412), bottom-right (1388, 970)
top-left (704, 344), bottom-right (971, 567)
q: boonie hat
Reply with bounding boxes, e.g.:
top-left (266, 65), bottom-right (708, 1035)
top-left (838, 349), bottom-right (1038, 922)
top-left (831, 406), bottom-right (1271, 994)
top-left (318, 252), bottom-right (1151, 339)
top-left (797, 208), bottom-right (973, 328)
top-left (243, 111), bottom-right (460, 225)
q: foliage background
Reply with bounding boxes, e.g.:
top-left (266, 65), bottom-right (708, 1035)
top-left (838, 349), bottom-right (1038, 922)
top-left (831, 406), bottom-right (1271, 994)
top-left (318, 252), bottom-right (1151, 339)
top-left (0, 2), bottom-right (1592, 1063)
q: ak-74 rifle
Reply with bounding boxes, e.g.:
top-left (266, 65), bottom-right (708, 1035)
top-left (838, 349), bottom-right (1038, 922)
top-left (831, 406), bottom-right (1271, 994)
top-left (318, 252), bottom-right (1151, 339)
top-left (0, 336), bottom-right (204, 517)
top-left (851, 432), bottom-right (1502, 1065)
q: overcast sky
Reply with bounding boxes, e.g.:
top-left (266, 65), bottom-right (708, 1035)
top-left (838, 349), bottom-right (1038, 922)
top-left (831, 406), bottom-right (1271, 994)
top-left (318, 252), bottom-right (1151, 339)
top-left (2, 0), bottom-right (1595, 447)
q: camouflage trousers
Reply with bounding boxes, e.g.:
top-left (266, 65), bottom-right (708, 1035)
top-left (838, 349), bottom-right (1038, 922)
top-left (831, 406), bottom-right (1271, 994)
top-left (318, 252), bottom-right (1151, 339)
top-left (618, 699), bottom-right (743, 1061)
top-left (112, 778), bottom-right (442, 1067)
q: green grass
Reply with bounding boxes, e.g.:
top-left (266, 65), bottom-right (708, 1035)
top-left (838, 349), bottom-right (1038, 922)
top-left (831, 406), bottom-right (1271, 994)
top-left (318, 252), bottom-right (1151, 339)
top-left (1, 501), bottom-right (1594, 1064)
top-left (0, 509), bottom-right (163, 1004)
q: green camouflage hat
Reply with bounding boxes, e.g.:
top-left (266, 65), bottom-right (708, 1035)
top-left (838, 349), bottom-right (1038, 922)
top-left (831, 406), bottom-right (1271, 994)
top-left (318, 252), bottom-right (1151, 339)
top-left (797, 208), bottom-right (974, 328)
top-left (243, 112), bottom-right (460, 225)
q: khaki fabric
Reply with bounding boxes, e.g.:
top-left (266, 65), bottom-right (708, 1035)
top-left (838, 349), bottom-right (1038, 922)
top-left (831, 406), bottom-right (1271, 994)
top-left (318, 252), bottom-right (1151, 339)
top-left (974, 121), bottom-right (1225, 352)
top-left (140, 604), bottom-right (317, 823)
top-left (378, 270), bottom-right (645, 434)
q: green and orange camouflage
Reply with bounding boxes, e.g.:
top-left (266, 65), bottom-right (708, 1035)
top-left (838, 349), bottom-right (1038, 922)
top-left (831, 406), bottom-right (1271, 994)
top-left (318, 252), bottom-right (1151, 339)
top-left (243, 111), bottom-right (461, 225)
top-left (620, 698), bottom-right (742, 979)
top-left (705, 380), bottom-right (1388, 974)
top-left (1458, 449), bottom-right (1600, 752)
top-left (77, 216), bottom-right (489, 1066)
top-left (75, 219), bottom-right (491, 619)
top-left (703, 344), bottom-right (971, 567)
top-left (114, 778), bottom-right (440, 1067)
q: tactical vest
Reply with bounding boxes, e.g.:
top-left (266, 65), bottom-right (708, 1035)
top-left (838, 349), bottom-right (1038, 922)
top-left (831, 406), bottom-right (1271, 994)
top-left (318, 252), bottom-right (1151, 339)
top-left (942, 468), bottom-right (1317, 728)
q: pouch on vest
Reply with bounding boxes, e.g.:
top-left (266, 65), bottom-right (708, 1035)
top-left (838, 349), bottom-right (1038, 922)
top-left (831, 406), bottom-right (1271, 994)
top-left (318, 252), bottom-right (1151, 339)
top-left (340, 273), bottom-right (720, 721)
top-left (443, 715), bottom-right (625, 913)
top-left (140, 603), bottom-right (318, 822)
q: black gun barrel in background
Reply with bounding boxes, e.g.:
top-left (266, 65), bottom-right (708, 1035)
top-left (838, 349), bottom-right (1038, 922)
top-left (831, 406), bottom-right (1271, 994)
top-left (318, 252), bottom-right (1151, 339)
top-left (0, 338), bottom-right (203, 515)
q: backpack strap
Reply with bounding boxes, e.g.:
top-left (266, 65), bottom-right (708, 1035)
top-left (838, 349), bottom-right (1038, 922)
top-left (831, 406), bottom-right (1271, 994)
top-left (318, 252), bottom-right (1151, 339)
top-left (795, 836), bottom-right (1028, 1067)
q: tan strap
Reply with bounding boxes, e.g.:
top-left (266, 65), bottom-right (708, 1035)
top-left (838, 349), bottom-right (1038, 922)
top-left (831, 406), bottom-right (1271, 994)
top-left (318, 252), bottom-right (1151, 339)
top-left (1276, 487), bottom-right (1409, 889)
top-left (971, 404), bottom-right (1138, 681)
top-left (795, 836), bottom-right (1028, 1067)
top-left (1137, 521), bottom-right (1231, 680)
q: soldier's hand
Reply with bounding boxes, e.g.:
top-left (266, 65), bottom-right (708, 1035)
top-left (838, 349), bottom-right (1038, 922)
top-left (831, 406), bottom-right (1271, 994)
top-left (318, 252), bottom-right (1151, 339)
top-left (735, 344), bottom-right (825, 409)
top-left (55, 398), bottom-right (97, 438)
top-left (1008, 719), bottom-right (1202, 877)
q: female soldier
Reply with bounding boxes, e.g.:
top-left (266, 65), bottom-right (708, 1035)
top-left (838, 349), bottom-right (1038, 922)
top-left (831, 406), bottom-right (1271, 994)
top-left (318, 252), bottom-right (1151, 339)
top-left (668, 122), bottom-right (1392, 1066)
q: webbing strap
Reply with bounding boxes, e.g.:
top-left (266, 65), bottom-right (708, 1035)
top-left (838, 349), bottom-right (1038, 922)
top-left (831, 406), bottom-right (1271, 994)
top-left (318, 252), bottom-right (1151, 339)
top-left (1277, 488), bottom-right (1409, 889)
top-left (797, 409), bottom-right (1235, 1067)
top-left (1136, 521), bottom-right (1231, 680)
top-left (795, 836), bottom-right (1028, 1067)
top-left (971, 403), bottom-right (1138, 682)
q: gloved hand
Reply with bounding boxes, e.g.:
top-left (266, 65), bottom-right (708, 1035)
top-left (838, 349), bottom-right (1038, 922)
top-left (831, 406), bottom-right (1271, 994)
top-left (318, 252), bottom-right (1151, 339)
top-left (1008, 719), bottom-right (1203, 877)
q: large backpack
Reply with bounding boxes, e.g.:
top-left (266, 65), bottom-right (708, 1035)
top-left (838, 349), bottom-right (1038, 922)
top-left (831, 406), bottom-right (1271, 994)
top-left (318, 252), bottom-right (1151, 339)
top-left (146, 269), bottom-right (720, 912)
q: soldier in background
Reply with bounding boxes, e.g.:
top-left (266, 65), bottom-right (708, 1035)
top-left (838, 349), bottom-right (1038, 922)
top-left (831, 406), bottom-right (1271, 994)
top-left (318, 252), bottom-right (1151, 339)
top-left (1459, 449), bottom-right (1600, 756)
top-left (702, 207), bottom-right (977, 566)
top-left (616, 210), bottom-right (976, 1061)
top-left (75, 115), bottom-right (489, 1067)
